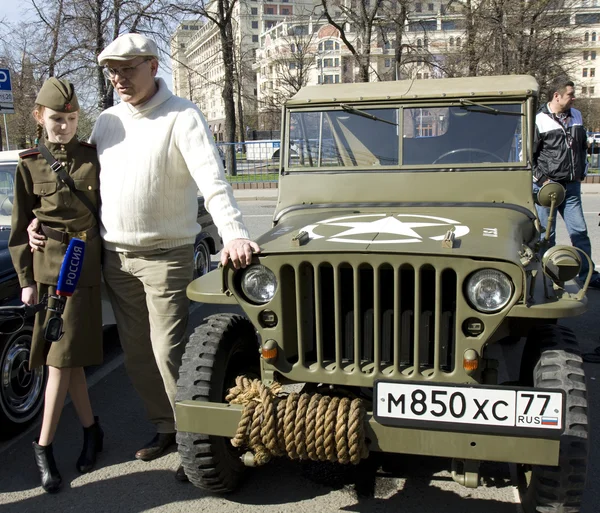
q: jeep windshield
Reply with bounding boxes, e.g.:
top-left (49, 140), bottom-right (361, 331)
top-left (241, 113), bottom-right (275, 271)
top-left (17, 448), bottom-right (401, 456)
top-left (287, 103), bottom-right (524, 170)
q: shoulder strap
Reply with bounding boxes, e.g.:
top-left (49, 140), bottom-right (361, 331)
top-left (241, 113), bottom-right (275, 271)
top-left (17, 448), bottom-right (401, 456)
top-left (19, 148), bottom-right (40, 158)
top-left (38, 143), bottom-right (99, 226)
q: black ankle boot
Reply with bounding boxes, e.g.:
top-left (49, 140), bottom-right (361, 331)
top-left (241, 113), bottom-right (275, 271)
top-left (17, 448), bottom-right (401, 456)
top-left (76, 416), bottom-right (104, 474)
top-left (32, 440), bottom-right (62, 493)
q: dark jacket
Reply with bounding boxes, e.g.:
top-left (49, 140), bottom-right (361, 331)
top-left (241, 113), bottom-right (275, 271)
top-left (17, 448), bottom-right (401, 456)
top-left (532, 103), bottom-right (588, 184)
top-left (8, 139), bottom-right (101, 288)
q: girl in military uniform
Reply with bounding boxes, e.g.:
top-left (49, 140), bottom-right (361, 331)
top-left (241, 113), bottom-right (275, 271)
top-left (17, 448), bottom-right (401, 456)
top-left (9, 78), bottom-right (103, 493)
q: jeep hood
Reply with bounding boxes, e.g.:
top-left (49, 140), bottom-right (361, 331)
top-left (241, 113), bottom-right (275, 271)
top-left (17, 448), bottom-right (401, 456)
top-left (256, 206), bottom-right (536, 264)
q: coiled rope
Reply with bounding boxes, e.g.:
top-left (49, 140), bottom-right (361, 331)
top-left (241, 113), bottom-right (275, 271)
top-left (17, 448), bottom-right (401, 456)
top-left (226, 376), bottom-right (369, 466)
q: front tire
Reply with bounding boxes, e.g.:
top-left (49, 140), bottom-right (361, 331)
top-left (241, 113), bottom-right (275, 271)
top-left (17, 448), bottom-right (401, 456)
top-left (516, 325), bottom-right (588, 513)
top-left (0, 324), bottom-right (46, 439)
top-left (176, 313), bottom-right (259, 493)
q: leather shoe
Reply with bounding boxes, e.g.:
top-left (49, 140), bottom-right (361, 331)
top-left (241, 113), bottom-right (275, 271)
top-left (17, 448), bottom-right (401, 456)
top-left (32, 440), bottom-right (62, 493)
top-left (77, 416), bottom-right (104, 473)
top-left (175, 464), bottom-right (189, 482)
top-left (135, 432), bottom-right (176, 461)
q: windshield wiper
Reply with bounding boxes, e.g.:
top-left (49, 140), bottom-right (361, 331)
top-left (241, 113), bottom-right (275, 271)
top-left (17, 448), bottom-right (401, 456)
top-left (459, 99), bottom-right (523, 116)
top-left (340, 104), bottom-right (398, 126)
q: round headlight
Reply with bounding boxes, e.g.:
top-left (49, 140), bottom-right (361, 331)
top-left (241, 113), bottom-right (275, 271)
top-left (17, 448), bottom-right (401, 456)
top-left (240, 265), bottom-right (277, 304)
top-left (466, 269), bottom-right (513, 313)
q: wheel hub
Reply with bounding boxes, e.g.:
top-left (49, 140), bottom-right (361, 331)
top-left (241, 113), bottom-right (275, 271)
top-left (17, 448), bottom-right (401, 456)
top-left (194, 242), bottom-right (211, 277)
top-left (1, 339), bottom-right (43, 416)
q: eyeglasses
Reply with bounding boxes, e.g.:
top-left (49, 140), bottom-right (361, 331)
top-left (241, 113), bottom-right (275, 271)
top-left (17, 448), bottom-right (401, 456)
top-left (102, 59), bottom-right (151, 79)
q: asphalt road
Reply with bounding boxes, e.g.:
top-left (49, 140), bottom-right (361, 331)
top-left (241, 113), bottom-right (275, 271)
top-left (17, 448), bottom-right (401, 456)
top-left (1, 196), bottom-right (599, 513)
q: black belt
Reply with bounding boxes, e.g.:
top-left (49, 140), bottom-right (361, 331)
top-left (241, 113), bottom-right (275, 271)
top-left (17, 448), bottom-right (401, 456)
top-left (41, 224), bottom-right (99, 244)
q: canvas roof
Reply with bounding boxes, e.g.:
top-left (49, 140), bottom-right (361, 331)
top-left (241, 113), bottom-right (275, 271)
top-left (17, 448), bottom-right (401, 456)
top-left (287, 74), bottom-right (539, 105)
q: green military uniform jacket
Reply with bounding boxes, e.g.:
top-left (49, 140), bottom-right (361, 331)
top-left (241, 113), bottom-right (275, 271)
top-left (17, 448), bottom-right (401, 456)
top-left (9, 138), bottom-right (101, 288)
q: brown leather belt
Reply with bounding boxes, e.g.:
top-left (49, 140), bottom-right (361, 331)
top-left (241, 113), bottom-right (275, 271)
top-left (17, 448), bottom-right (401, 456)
top-left (41, 224), bottom-right (99, 244)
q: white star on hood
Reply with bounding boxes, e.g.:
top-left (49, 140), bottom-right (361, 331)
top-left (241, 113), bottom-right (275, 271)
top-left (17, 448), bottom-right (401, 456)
top-left (329, 217), bottom-right (450, 240)
top-left (302, 214), bottom-right (470, 244)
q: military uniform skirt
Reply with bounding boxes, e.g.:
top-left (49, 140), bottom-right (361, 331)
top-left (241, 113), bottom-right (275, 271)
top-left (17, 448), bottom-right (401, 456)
top-left (29, 283), bottom-right (103, 369)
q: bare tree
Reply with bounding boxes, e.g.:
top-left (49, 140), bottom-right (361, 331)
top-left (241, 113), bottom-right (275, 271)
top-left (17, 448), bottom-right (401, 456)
top-left (321, 0), bottom-right (385, 82)
top-left (475, 0), bottom-right (573, 84)
top-left (268, 22), bottom-right (318, 99)
top-left (70, 0), bottom-right (171, 110)
top-left (32, 0), bottom-right (67, 77)
top-left (255, 18), bottom-right (318, 129)
top-left (462, 0), bottom-right (479, 76)
top-left (0, 46), bottom-right (40, 149)
top-left (232, 33), bottom-right (257, 145)
top-left (170, 0), bottom-right (240, 174)
top-left (443, 0), bottom-right (575, 86)
top-left (577, 95), bottom-right (600, 133)
top-left (378, 0), bottom-right (439, 81)
top-left (379, 0), bottom-right (409, 80)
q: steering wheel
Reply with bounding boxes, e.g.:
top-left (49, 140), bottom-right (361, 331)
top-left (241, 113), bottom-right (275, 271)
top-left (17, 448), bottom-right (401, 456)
top-left (432, 148), bottom-right (505, 165)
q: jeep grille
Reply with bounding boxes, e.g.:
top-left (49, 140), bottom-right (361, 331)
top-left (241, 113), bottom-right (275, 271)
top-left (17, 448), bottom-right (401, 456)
top-left (279, 261), bottom-right (458, 378)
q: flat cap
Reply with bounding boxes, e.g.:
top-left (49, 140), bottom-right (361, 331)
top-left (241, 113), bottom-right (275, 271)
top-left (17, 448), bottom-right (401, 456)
top-left (98, 33), bottom-right (159, 65)
top-left (35, 77), bottom-right (79, 113)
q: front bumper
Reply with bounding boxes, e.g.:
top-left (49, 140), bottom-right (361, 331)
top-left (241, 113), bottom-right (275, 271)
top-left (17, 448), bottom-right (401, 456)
top-left (176, 400), bottom-right (560, 466)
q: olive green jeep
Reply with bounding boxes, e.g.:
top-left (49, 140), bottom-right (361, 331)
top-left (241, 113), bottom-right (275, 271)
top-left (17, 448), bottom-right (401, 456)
top-left (175, 75), bottom-right (589, 512)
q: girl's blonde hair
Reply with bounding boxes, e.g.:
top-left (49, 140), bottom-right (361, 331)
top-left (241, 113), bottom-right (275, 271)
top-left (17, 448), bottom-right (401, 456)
top-left (32, 104), bottom-right (45, 143)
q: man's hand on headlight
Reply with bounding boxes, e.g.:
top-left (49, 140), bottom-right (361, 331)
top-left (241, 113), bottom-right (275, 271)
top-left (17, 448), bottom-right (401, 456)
top-left (221, 238), bottom-right (261, 269)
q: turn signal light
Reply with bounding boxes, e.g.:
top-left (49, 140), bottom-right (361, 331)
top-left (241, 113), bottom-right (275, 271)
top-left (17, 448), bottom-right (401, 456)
top-left (261, 339), bottom-right (278, 362)
top-left (463, 349), bottom-right (479, 372)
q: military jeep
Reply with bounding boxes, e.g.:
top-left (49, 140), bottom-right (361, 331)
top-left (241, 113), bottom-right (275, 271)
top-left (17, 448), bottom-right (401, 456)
top-left (175, 75), bottom-right (589, 512)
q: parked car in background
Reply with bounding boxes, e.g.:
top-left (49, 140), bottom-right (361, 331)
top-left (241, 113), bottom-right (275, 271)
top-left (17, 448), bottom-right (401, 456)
top-left (194, 197), bottom-right (222, 278)
top-left (587, 132), bottom-right (600, 153)
top-left (0, 149), bottom-right (222, 439)
top-left (587, 132), bottom-right (600, 144)
top-left (0, 150), bottom-right (44, 439)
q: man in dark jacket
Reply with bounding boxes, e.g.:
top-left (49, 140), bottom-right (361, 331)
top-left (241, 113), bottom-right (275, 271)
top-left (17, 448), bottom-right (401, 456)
top-left (533, 77), bottom-right (600, 288)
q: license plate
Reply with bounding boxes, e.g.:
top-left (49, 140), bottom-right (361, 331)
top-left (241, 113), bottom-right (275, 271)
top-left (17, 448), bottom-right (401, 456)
top-left (374, 381), bottom-right (565, 437)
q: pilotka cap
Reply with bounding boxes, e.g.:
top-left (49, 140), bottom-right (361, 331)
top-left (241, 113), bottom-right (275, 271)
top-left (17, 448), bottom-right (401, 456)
top-left (98, 33), bottom-right (159, 65)
top-left (35, 77), bottom-right (80, 113)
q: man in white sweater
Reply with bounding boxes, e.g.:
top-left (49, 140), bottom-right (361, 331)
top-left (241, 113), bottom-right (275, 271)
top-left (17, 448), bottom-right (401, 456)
top-left (96, 34), bottom-right (260, 472)
top-left (26, 34), bottom-right (260, 479)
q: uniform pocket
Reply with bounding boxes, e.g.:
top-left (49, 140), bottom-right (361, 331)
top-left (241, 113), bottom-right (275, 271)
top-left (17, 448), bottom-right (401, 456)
top-left (32, 182), bottom-right (57, 196)
top-left (73, 179), bottom-right (99, 192)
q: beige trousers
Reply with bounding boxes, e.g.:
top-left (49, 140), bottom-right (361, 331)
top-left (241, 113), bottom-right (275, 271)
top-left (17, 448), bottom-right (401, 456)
top-left (103, 245), bottom-right (194, 433)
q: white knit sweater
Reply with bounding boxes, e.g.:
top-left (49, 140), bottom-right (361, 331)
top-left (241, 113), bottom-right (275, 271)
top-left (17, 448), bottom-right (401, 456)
top-left (90, 78), bottom-right (249, 252)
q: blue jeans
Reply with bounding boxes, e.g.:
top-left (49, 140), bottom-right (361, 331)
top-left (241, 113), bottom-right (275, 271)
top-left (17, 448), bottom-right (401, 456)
top-left (534, 181), bottom-right (596, 279)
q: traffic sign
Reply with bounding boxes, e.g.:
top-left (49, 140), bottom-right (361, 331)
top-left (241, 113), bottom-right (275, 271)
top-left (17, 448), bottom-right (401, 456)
top-left (0, 69), bottom-right (12, 91)
top-left (0, 68), bottom-right (15, 114)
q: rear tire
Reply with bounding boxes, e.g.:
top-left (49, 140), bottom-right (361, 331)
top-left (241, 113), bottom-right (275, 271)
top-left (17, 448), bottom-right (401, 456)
top-left (176, 314), bottom-right (259, 493)
top-left (516, 325), bottom-right (588, 513)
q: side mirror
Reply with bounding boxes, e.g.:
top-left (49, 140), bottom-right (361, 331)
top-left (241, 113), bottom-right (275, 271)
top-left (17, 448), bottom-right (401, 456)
top-left (534, 182), bottom-right (566, 244)
top-left (534, 181), bottom-right (566, 208)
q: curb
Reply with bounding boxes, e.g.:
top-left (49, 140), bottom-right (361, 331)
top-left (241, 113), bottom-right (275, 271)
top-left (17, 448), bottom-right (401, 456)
top-left (235, 195), bottom-right (279, 202)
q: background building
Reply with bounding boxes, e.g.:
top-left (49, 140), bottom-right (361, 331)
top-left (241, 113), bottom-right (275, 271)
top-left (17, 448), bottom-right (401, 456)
top-left (171, 0), bottom-right (314, 141)
top-left (172, 0), bottom-right (600, 137)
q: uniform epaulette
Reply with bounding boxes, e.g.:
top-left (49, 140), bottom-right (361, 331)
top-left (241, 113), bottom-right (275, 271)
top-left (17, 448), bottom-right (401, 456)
top-left (80, 142), bottom-right (96, 149)
top-left (18, 148), bottom-right (40, 158)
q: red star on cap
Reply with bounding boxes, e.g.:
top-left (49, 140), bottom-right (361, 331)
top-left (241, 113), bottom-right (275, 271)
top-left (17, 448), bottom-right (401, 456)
top-left (65, 103), bottom-right (72, 111)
